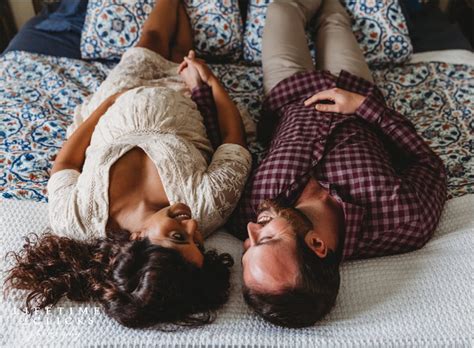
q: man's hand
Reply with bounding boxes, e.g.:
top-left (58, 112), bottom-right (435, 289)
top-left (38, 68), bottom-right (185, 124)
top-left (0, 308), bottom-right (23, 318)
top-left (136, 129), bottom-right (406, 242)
top-left (178, 50), bottom-right (216, 88)
top-left (304, 88), bottom-right (366, 114)
top-left (178, 51), bottom-right (204, 90)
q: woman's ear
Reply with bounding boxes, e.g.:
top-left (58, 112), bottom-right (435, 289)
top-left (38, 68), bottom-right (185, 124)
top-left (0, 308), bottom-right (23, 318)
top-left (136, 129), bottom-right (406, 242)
top-left (304, 231), bottom-right (328, 258)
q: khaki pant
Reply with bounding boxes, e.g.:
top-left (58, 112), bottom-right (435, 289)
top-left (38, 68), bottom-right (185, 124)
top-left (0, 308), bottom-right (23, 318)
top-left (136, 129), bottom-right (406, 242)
top-left (262, 0), bottom-right (374, 95)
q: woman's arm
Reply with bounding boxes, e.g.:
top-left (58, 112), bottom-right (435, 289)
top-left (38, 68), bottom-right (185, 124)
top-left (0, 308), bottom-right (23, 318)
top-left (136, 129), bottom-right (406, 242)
top-left (51, 92), bottom-right (123, 175)
top-left (179, 52), bottom-right (247, 147)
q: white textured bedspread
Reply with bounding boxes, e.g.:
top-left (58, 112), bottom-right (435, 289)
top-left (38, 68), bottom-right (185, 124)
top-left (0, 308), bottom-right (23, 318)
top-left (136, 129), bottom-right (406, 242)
top-left (1, 195), bottom-right (473, 347)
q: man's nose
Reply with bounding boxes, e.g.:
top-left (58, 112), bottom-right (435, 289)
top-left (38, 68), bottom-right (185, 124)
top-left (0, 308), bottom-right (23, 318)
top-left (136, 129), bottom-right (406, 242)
top-left (243, 238), bottom-right (251, 251)
top-left (246, 222), bottom-right (261, 245)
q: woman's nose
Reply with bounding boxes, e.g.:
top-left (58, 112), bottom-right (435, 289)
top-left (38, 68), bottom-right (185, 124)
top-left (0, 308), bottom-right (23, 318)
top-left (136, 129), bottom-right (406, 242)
top-left (246, 222), bottom-right (261, 246)
top-left (182, 218), bottom-right (198, 236)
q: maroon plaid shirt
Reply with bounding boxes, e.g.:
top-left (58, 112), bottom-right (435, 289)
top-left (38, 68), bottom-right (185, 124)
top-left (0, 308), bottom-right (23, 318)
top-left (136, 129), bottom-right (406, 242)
top-left (229, 70), bottom-right (447, 260)
top-left (191, 85), bottom-right (221, 150)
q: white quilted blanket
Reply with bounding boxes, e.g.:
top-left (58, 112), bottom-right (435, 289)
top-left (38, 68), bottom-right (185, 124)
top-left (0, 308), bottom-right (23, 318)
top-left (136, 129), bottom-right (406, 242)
top-left (1, 196), bottom-right (473, 347)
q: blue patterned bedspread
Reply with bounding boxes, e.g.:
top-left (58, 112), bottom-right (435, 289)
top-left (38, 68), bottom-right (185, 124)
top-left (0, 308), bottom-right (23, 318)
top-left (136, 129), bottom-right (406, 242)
top-left (0, 51), bottom-right (472, 202)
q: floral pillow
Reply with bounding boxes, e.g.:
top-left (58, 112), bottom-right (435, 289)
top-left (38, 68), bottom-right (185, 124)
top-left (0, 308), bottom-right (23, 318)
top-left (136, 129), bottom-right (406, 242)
top-left (184, 0), bottom-right (243, 61)
top-left (243, 0), bottom-right (413, 66)
top-left (342, 0), bottom-right (413, 65)
top-left (81, 0), bottom-right (243, 61)
top-left (81, 0), bottom-right (154, 60)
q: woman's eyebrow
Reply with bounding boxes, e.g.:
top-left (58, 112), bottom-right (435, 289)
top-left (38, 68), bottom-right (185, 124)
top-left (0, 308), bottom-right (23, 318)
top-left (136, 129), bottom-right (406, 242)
top-left (167, 238), bottom-right (190, 245)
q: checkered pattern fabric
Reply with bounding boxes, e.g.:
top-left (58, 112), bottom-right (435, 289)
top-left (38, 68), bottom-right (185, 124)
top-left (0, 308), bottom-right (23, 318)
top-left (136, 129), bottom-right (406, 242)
top-left (191, 85), bottom-right (221, 150)
top-left (230, 70), bottom-right (447, 260)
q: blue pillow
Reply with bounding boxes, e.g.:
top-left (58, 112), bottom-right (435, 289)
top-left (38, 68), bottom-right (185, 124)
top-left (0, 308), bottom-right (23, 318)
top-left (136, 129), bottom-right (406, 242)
top-left (80, 0), bottom-right (243, 61)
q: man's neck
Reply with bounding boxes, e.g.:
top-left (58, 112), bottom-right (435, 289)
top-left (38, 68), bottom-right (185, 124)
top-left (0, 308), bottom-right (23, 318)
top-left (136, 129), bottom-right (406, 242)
top-left (295, 177), bottom-right (344, 252)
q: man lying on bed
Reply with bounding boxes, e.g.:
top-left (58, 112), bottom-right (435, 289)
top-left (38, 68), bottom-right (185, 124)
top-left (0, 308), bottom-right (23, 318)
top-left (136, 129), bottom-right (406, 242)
top-left (229, 0), bottom-right (447, 328)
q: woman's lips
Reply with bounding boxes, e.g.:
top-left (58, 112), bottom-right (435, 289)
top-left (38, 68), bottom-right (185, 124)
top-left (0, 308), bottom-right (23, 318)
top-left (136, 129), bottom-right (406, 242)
top-left (171, 202), bottom-right (192, 220)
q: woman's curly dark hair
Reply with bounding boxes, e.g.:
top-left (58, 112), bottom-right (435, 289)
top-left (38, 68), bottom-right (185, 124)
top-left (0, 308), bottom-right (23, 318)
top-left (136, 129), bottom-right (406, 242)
top-left (4, 232), bottom-right (234, 328)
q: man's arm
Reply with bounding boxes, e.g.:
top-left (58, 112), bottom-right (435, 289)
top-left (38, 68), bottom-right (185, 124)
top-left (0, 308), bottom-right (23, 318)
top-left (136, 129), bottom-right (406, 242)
top-left (306, 87), bottom-right (447, 247)
top-left (51, 92), bottom-right (123, 175)
top-left (190, 85), bottom-right (221, 150)
top-left (304, 86), bottom-right (445, 173)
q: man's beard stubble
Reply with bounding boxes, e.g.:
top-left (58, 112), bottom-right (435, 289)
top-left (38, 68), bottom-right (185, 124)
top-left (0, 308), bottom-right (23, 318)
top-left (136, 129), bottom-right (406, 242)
top-left (257, 199), bottom-right (313, 237)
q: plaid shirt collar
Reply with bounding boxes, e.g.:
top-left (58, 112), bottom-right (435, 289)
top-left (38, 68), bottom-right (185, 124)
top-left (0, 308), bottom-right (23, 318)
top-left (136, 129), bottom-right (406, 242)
top-left (314, 180), bottom-right (366, 261)
top-left (275, 173), bottom-right (365, 261)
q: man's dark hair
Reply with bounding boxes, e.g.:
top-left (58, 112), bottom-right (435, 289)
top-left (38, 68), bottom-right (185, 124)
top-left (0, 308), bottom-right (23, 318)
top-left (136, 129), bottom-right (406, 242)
top-left (243, 234), bottom-right (341, 328)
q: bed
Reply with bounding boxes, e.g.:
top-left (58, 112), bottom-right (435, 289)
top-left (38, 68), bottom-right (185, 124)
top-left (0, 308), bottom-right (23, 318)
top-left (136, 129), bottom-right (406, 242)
top-left (1, 1), bottom-right (473, 347)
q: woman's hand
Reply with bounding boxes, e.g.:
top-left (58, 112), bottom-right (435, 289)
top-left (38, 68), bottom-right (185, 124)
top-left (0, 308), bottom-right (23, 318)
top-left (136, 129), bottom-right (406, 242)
top-left (178, 51), bottom-right (204, 90)
top-left (178, 50), bottom-right (216, 88)
top-left (304, 88), bottom-right (366, 114)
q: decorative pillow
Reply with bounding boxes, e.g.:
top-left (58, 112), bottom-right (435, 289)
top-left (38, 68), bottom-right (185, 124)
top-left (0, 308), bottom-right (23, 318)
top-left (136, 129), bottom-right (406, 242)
top-left (243, 0), bottom-right (316, 64)
top-left (342, 0), bottom-right (413, 65)
top-left (243, 0), bottom-right (413, 66)
top-left (81, 0), bottom-right (155, 60)
top-left (183, 0), bottom-right (243, 61)
top-left (81, 0), bottom-right (243, 61)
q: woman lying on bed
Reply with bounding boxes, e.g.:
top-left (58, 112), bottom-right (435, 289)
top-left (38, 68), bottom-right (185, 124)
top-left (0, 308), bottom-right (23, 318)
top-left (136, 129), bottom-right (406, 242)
top-left (5, 0), bottom-right (251, 328)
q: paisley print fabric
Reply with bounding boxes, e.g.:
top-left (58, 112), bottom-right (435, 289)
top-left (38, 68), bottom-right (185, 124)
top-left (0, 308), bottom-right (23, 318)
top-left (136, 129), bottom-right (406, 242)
top-left (244, 0), bottom-right (412, 65)
top-left (183, 0), bottom-right (243, 61)
top-left (342, 0), bottom-right (413, 65)
top-left (81, 0), bottom-right (154, 60)
top-left (0, 51), bottom-right (473, 201)
top-left (0, 52), bottom-right (114, 201)
top-left (81, 0), bottom-right (243, 61)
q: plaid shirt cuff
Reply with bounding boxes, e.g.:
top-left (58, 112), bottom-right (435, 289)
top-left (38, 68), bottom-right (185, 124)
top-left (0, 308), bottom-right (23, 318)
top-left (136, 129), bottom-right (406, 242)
top-left (355, 90), bottom-right (387, 124)
top-left (191, 84), bottom-right (221, 149)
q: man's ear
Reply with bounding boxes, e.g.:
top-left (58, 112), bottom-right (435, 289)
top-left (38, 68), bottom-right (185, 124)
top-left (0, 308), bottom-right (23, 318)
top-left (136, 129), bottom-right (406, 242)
top-left (304, 231), bottom-right (328, 258)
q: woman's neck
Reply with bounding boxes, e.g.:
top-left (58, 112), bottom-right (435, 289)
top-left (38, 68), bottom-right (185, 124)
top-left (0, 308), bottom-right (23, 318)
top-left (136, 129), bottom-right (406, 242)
top-left (107, 199), bottom-right (163, 235)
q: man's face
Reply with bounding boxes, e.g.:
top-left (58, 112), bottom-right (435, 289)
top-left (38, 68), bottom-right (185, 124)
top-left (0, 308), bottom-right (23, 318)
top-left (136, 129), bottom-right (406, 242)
top-left (242, 200), bottom-right (313, 293)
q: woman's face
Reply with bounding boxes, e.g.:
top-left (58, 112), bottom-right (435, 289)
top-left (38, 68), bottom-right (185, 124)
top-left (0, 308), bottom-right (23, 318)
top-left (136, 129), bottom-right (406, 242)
top-left (138, 203), bottom-right (204, 267)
